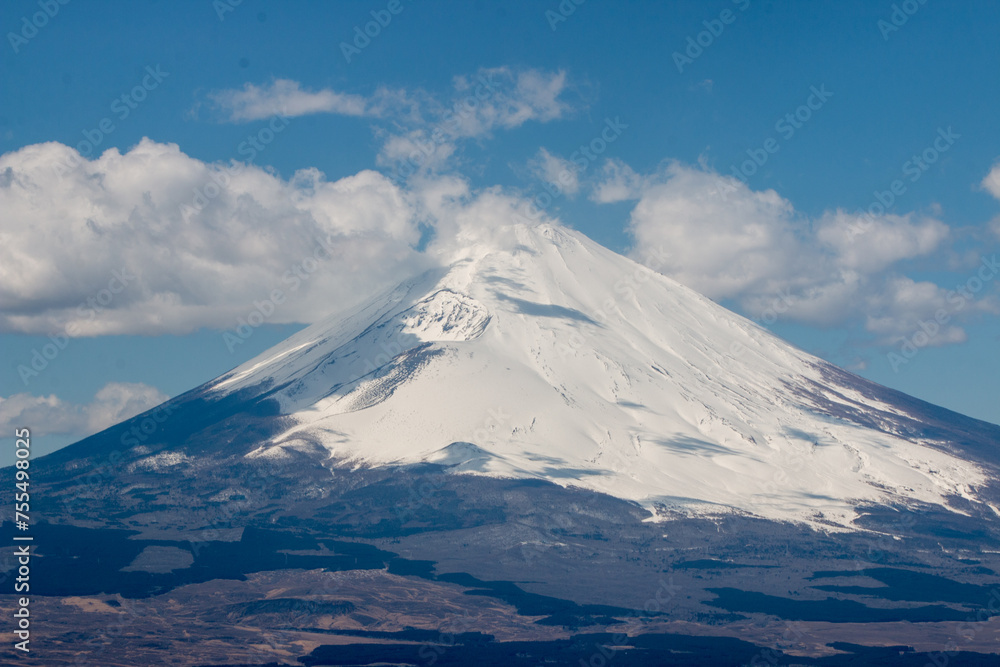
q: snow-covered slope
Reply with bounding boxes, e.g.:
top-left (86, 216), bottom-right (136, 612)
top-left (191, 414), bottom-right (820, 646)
top-left (209, 223), bottom-right (993, 530)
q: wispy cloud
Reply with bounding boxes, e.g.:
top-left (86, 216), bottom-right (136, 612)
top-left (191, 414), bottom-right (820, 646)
top-left (590, 158), bottom-right (644, 203)
top-left (374, 67), bottom-right (575, 179)
top-left (529, 148), bottom-right (580, 197)
top-left (208, 79), bottom-right (374, 121)
top-left (204, 68), bottom-right (576, 182)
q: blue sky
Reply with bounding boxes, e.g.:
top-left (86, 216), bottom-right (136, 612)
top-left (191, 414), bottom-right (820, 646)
top-left (1, 0), bottom-right (999, 456)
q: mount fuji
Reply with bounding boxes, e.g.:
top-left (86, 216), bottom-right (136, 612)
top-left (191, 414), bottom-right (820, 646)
top-left (206, 222), bottom-right (996, 531)
top-left (10, 222), bottom-right (1000, 665)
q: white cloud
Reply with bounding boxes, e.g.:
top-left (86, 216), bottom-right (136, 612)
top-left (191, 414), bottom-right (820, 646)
top-left (492, 68), bottom-right (571, 126)
top-left (375, 67), bottom-right (573, 178)
top-left (0, 139), bottom-right (430, 335)
top-left (0, 382), bottom-right (169, 439)
top-left (607, 159), bottom-right (991, 347)
top-left (983, 162), bottom-right (1000, 242)
top-left (85, 382), bottom-right (172, 433)
top-left (816, 211), bottom-right (950, 274)
top-left (205, 69), bottom-right (574, 177)
top-left (981, 160), bottom-right (1000, 200)
top-left (861, 274), bottom-right (998, 346)
top-left (626, 161), bottom-right (802, 300)
top-left (208, 79), bottom-right (373, 122)
top-left (529, 148), bottom-right (579, 197)
top-left (590, 159), bottom-right (644, 203)
top-left (377, 129), bottom-right (457, 173)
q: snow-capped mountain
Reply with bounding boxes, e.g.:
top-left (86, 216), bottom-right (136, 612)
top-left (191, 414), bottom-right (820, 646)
top-left (204, 223), bottom-right (998, 530)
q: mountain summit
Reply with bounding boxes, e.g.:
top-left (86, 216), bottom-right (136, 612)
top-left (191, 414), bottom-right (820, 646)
top-left (203, 223), bottom-right (998, 530)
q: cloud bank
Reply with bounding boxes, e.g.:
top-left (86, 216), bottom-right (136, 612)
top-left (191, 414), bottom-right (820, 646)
top-left (596, 160), bottom-right (998, 346)
top-left (0, 139), bottom-right (429, 336)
